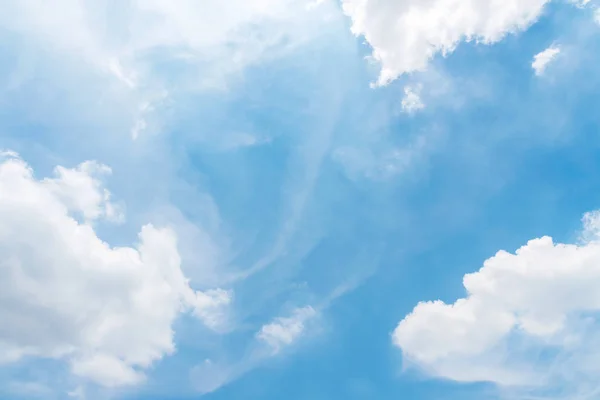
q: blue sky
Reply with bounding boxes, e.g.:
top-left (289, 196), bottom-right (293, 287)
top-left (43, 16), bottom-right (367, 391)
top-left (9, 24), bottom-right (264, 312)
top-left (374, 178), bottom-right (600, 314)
top-left (2, 1), bottom-right (600, 399)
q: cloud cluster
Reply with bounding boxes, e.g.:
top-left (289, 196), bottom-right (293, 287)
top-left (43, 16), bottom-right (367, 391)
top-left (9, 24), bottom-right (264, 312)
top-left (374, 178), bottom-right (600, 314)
top-left (393, 211), bottom-right (600, 394)
top-left (342, 0), bottom-right (552, 85)
top-left (0, 152), bottom-right (230, 387)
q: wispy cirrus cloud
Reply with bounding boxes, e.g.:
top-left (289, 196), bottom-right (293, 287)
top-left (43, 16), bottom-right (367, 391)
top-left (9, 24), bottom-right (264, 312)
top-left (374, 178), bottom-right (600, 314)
top-left (532, 45), bottom-right (561, 76)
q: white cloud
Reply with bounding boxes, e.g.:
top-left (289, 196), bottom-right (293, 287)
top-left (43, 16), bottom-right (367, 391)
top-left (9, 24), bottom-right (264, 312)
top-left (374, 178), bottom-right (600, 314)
top-left (0, 0), bottom-right (337, 138)
top-left (107, 58), bottom-right (137, 89)
top-left (306, 0), bottom-right (329, 10)
top-left (393, 210), bottom-right (600, 395)
top-left (188, 306), bottom-right (318, 394)
top-left (2, 0), bottom-right (333, 87)
top-left (256, 306), bottom-right (317, 353)
top-left (572, 0), bottom-right (592, 8)
top-left (189, 282), bottom-right (359, 394)
top-left (341, 0), bottom-right (552, 85)
top-left (42, 161), bottom-right (123, 223)
top-left (532, 45), bottom-right (561, 76)
top-left (595, 8), bottom-right (600, 24)
top-left (0, 152), bottom-right (230, 387)
top-left (401, 85), bottom-right (425, 113)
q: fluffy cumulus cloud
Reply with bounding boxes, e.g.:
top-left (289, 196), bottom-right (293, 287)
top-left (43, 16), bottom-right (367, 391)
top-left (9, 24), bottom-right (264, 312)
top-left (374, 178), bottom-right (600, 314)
top-left (257, 306), bottom-right (317, 353)
top-left (532, 45), bottom-right (561, 76)
top-left (0, 152), bottom-right (230, 387)
top-left (42, 160), bottom-right (123, 223)
top-left (393, 210), bottom-right (600, 394)
top-left (341, 0), bottom-right (552, 85)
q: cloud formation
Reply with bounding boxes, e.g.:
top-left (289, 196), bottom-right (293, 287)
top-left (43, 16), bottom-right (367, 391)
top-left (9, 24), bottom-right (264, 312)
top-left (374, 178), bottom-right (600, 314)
top-left (401, 85), bottom-right (425, 113)
top-left (0, 0), bottom-right (335, 140)
top-left (0, 152), bottom-right (230, 387)
top-left (257, 306), bottom-right (317, 354)
top-left (532, 45), bottom-right (561, 76)
top-left (342, 0), bottom-right (551, 85)
top-left (1, 0), bottom-right (331, 84)
top-left (393, 210), bottom-right (600, 395)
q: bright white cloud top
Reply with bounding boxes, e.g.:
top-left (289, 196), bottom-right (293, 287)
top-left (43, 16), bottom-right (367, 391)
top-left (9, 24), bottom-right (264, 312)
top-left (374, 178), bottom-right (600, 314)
top-left (0, 152), bottom-right (230, 387)
top-left (342, 0), bottom-right (552, 85)
top-left (393, 211), bottom-right (600, 391)
top-left (532, 45), bottom-right (561, 75)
